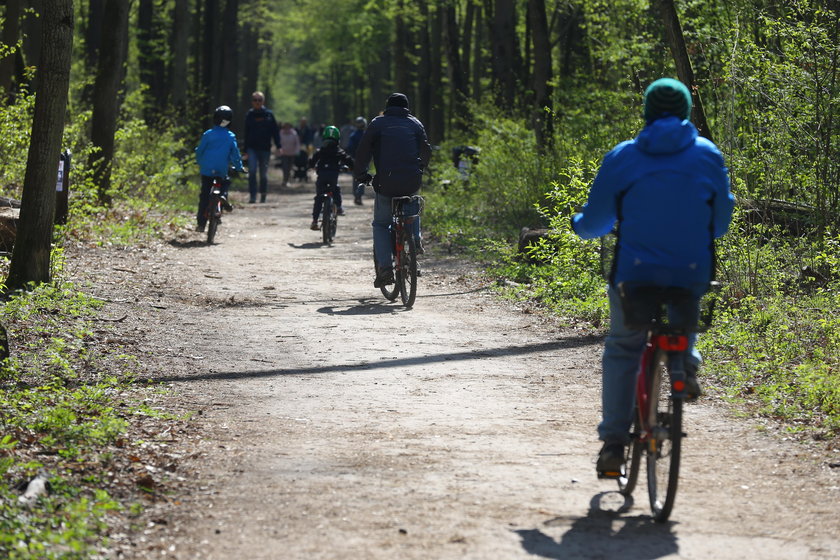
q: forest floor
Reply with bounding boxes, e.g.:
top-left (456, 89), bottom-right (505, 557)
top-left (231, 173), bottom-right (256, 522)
top-left (69, 167), bottom-right (839, 559)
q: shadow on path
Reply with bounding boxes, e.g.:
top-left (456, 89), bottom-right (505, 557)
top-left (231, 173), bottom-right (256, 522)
top-left (515, 492), bottom-right (678, 559)
top-left (148, 336), bottom-right (601, 383)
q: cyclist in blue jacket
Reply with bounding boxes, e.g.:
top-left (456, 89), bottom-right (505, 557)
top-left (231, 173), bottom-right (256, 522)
top-left (571, 78), bottom-right (734, 476)
top-left (353, 93), bottom-right (431, 287)
top-left (194, 106), bottom-right (245, 232)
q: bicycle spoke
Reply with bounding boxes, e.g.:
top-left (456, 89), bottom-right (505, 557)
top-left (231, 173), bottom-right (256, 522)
top-left (645, 354), bottom-right (682, 522)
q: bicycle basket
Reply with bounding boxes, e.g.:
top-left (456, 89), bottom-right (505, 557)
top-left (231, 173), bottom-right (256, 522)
top-left (391, 195), bottom-right (424, 219)
top-left (618, 282), bottom-right (719, 333)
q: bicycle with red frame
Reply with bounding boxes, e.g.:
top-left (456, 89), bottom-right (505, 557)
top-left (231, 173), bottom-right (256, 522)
top-left (375, 195), bottom-right (423, 308)
top-left (609, 281), bottom-right (718, 522)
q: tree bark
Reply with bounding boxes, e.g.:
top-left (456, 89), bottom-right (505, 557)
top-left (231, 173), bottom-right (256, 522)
top-left (529, 0), bottom-right (553, 149)
top-left (138, 0), bottom-right (167, 123)
top-left (486, 0), bottom-right (519, 108)
top-left (6, 0), bottom-right (74, 290)
top-left (0, 0), bottom-right (23, 102)
top-left (443, 1), bottom-right (469, 131)
top-left (417, 1), bottom-right (432, 127)
top-left (428, 4), bottom-right (445, 144)
top-left (89, 0), bottom-right (129, 205)
top-left (394, 0), bottom-right (410, 95)
top-left (219, 0), bottom-right (239, 118)
top-left (170, 0), bottom-right (191, 111)
top-left (658, 0), bottom-right (714, 142)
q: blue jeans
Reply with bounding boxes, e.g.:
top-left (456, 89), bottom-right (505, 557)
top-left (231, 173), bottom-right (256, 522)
top-left (247, 148), bottom-right (270, 200)
top-left (373, 192), bottom-right (420, 270)
top-left (353, 179), bottom-right (365, 199)
top-left (599, 284), bottom-right (701, 444)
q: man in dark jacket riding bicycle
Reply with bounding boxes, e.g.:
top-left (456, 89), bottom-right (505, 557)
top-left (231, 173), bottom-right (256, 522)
top-left (353, 93), bottom-right (432, 288)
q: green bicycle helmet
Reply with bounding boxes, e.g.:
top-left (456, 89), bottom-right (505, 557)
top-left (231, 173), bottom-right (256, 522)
top-left (322, 125), bottom-right (340, 142)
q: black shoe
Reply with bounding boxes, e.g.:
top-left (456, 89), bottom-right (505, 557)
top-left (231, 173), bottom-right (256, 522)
top-left (415, 237), bottom-right (425, 255)
top-left (354, 196), bottom-right (363, 205)
top-left (337, 207), bottom-right (345, 216)
top-left (373, 268), bottom-right (395, 288)
top-left (196, 224), bottom-right (205, 233)
top-left (685, 364), bottom-right (702, 399)
top-left (221, 197), bottom-right (233, 212)
top-left (248, 199), bottom-right (256, 204)
top-left (596, 442), bottom-right (625, 477)
top-left (260, 193), bottom-right (267, 203)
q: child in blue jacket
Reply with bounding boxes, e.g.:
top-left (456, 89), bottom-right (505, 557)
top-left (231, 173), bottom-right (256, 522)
top-left (194, 105), bottom-right (245, 232)
top-left (572, 78), bottom-right (734, 477)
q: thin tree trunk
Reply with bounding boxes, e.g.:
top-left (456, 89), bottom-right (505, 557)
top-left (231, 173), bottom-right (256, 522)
top-left (170, 0), bottom-right (190, 111)
top-left (6, 0), bottom-right (74, 290)
top-left (0, 0), bottom-right (23, 102)
top-left (89, 0), bottom-right (129, 205)
top-left (529, 0), bottom-right (553, 149)
top-left (417, 1), bottom-right (432, 127)
top-left (472, 3), bottom-right (483, 102)
top-left (443, 1), bottom-right (468, 131)
top-left (394, 0), bottom-right (410, 94)
top-left (658, 0), bottom-right (714, 141)
top-left (486, 0), bottom-right (519, 108)
top-left (428, 4), bottom-right (445, 144)
top-left (219, 0), bottom-right (239, 119)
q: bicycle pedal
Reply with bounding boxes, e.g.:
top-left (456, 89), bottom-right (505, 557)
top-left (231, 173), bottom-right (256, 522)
top-left (597, 470), bottom-right (622, 480)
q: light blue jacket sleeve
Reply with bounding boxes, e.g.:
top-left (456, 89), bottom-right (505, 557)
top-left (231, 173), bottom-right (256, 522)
top-left (571, 144), bottom-right (629, 239)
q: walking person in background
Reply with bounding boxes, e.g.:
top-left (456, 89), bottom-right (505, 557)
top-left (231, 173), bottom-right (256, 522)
top-left (571, 78), bottom-right (734, 477)
top-left (242, 91), bottom-right (281, 203)
top-left (297, 117), bottom-right (315, 155)
top-left (279, 122), bottom-right (301, 187)
top-left (194, 105), bottom-right (245, 232)
top-left (346, 116), bottom-right (367, 205)
top-left (353, 93), bottom-right (431, 288)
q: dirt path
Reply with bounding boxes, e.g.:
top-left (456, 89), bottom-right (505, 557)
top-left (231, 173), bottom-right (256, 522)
top-left (85, 170), bottom-right (838, 559)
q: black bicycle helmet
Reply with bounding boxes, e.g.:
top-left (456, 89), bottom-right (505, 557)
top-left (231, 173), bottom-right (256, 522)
top-left (354, 116), bottom-right (367, 128)
top-left (214, 105), bottom-right (233, 126)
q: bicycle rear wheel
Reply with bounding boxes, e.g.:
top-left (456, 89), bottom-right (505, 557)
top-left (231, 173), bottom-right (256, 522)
top-left (618, 416), bottom-right (642, 496)
top-left (397, 233), bottom-right (418, 307)
top-left (645, 351), bottom-right (683, 522)
top-left (206, 207), bottom-right (220, 245)
top-left (322, 197), bottom-right (333, 245)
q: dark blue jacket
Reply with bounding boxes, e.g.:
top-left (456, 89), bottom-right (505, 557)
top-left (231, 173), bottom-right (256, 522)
top-left (244, 107), bottom-right (281, 152)
top-left (353, 107), bottom-right (432, 196)
top-left (572, 117), bottom-right (734, 293)
top-left (346, 128), bottom-right (364, 157)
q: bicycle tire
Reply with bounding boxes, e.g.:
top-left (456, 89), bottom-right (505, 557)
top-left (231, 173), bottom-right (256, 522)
top-left (618, 416), bottom-right (642, 496)
top-left (330, 202), bottom-right (338, 240)
top-left (373, 248), bottom-right (398, 301)
top-left (322, 196), bottom-right (332, 245)
top-left (645, 351), bottom-right (683, 522)
top-left (398, 233), bottom-right (418, 308)
top-left (206, 209), bottom-right (220, 245)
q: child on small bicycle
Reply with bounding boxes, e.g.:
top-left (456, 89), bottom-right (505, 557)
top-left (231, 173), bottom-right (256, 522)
top-left (194, 105), bottom-right (245, 232)
top-left (307, 125), bottom-right (353, 230)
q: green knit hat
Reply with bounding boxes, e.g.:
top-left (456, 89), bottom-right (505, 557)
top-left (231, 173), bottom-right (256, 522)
top-left (644, 78), bottom-right (692, 122)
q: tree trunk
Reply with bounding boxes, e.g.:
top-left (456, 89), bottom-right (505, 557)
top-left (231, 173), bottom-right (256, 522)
top-left (486, 0), bottom-right (519, 108)
top-left (6, 0), bottom-right (74, 291)
top-left (472, 3), bottom-right (483, 102)
top-left (529, 0), bottom-right (553, 149)
top-left (658, 0), bottom-right (714, 142)
top-left (219, 0), bottom-right (239, 121)
top-left (138, 0), bottom-right (167, 123)
top-left (394, 0), bottom-right (410, 95)
top-left (170, 0), bottom-right (190, 111)
top-left (428, 4), bottom-right (445, 144)
top-left (0, 0), bottom-right (23, 102)
top-left (89, 0), bottom-right (129, 205)
top-left (443, 1), bottom-right (469, 131)
top-left (417, 1), bottom-right (432, 128)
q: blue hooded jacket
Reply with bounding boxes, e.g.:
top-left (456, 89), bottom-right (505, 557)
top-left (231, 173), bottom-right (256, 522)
top-left (572, 117), bottom-right (734, 292)
top-left (195, 125), bottom-right (244, 178)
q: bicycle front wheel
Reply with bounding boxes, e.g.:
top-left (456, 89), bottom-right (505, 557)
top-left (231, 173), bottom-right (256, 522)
top-left (397, 233), bottom-right (418, 308)
top-left (618, 415), bottom-right (642, 496)
top-left (373, 248), bottom-right (398, 301)
top-left (645, 352), bottom-right (683, 522)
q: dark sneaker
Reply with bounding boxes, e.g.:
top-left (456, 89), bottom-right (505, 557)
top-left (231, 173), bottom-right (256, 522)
top-left (374, 268), bottom-right (395, 288)
top-left (196, 224), bottom-right (205, 233)
top-left (415, 237), bottom-right (425, 255)
top-left (260, 193), bottom-right (267, 203)
top-left (685, 364), bottom-right (702, 399)
top-left (337, 207), bottom-right (345, 216)
top-left (596, 442), bottom-right (625, 477)
top-left (248, 198), bottom-right (256, 204)
top-left (354, 196), bottom-right (363, 205)
top-left (221, 197), bottom-right (233, 212)
top-left (310, 221), bottom-right (319, 231)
